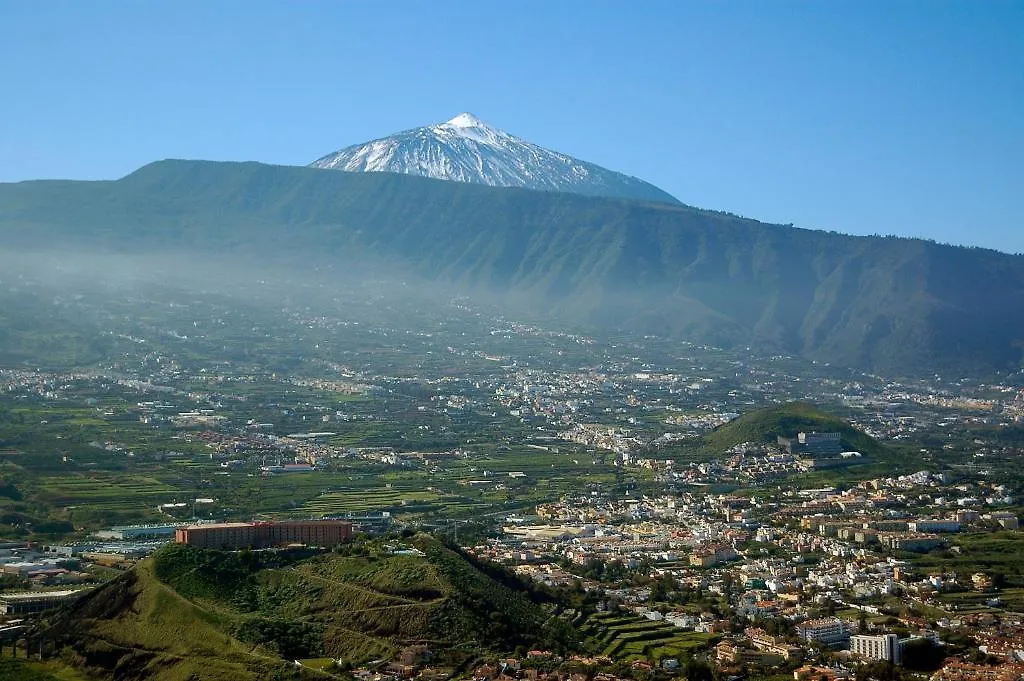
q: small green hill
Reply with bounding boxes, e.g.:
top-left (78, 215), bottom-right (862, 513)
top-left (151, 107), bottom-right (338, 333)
top-left (43, 535), bottom-right (551, 680)
top-left (702, 401), bottom-right (884, 456)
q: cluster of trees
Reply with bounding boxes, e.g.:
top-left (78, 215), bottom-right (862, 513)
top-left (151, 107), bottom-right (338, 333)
top-left (421, 538), bottom-right (552, 651)
top-left (568, 556), bottom-right (640, 584)
top-left (234, 617), bottom-right (324, 659)
top-left (151, 544), bottom-right (312, 606)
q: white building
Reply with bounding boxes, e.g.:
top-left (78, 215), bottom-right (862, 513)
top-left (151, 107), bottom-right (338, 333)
top-left (850, 633), bottom-right (901, 664)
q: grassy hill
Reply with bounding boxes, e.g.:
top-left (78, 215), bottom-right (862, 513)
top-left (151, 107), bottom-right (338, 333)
top-left (702, 401), bottom-right (885, 457)
top-left (42, 536), bottom-right (552, 680)
top-left (0, 658), bottom-right (92, 681)
top-left (2, 159), bottom-right (1023, 376)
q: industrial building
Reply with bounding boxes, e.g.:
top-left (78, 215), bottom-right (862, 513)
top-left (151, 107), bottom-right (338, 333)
top-left (0, 589), bottom-right (87, 615)
top-left (175, 519), bottom-right (353, 549)
top-left (93, 524), bottom-right (179, 540)
top-left (778, 432), bottom-right (843, 457)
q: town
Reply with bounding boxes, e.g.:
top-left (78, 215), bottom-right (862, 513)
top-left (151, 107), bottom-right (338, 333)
top-left (0, 272), bottom-right (1022, 681)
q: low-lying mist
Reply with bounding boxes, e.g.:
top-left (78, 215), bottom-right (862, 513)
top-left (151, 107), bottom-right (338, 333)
top-left (0, 248), bottom-right (582, 371)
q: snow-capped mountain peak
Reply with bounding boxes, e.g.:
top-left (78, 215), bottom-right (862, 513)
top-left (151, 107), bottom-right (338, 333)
top-left (309, 114), bottom-right (679, 204)
top-left (441, 112), bottom-right (488, 129)
top-left (430, 112), bottom-right (507, 145)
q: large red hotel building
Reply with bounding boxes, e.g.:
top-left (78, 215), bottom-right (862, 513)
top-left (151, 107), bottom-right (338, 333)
top-left (175, 519), bottom-right (353, 550)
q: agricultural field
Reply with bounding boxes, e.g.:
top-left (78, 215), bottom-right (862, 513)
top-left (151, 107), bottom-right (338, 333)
top-left (30, 474), bottom-right (182, 508)
top-left (936, 587), bottom-right (1024, 614)
top-left (301, 486), bottom-right (446, 515)
top-left (910, 532), bottom-right (1024, 587)
top-left (0, 381), bottom-right (630, 534)
top-left (579, 611), bottom-right (713, 662)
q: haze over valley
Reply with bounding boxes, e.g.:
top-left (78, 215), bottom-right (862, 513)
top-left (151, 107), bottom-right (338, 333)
top-left (4, 142), bottom-right (1024, 377)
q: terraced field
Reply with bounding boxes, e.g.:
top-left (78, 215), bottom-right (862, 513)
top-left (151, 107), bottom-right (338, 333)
top-left (579, 611), bottom-right (714, 662)
top-left (31, 473), bottom-right (188, 512)
top-left (301, 486), bottom-right (444, 514)
top-left (937, 587), bottom-right (1024, 614)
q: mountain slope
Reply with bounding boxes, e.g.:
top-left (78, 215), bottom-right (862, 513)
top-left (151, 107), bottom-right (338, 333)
top-left (43, 558), bottom-right (313, 680)
top-left (310, 113), bottom-right (681, 204)
top-left (43, 538), bottom-right (551, 680)
top-left (2, 159), bottom-right (1024, 376)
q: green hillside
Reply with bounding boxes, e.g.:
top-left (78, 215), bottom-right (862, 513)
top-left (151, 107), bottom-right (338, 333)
top-left (42, 536), bottom-right (552, 681)
top-left (702, 401), bottom-right (884, 456)
top-left (2, 159), bottom-right (1024, 375)
top-left (0, 659), bottom-right (91, 681)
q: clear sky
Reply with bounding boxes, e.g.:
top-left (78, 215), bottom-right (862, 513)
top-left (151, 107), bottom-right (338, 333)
top-left (2, 1), bottom-right (1022, 253)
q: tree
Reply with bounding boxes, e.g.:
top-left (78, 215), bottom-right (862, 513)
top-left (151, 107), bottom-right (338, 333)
top-left (684, 658), bottom-right (714, 681)
top-left (649, 577), bottom-right (670, 604)
top-left (901, 638), bottom-right (944, 672)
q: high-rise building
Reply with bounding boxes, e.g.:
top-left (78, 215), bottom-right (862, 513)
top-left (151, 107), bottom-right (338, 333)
top-left (850, 634), bottom-right (901, 664)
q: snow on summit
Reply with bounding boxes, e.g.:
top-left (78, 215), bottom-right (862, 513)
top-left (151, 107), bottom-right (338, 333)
top-left (441, 112), bottom-right (486, 128)
top-left (308, 113), bottom-right (680, 204)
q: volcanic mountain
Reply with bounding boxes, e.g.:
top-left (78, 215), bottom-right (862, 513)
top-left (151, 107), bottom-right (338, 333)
top-left (3, 159), bottom-right (1024, 377)
top-left (309, 112), bottom-right (680, 204)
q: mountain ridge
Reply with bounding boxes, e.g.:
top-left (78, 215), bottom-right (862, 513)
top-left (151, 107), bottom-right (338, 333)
top-left (309, 113), bottom-right (681, 204)
top-left (2, 159), bottom-right (1023, 377)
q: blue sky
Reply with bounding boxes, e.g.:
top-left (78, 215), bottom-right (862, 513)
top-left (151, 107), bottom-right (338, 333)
top-left (2, 2), bottom-right (1022, 252)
